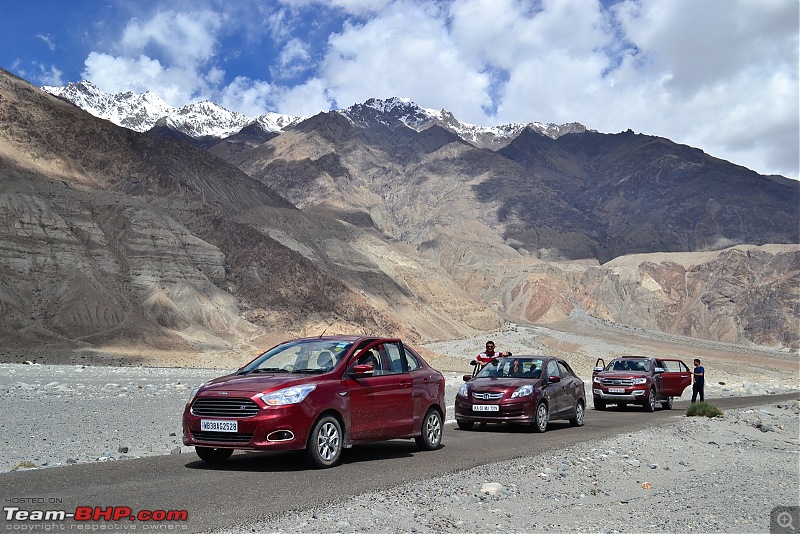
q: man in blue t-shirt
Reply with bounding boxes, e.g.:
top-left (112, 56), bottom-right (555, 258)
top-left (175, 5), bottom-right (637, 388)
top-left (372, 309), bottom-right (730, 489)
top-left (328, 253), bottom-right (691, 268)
top-left (691, 358), bottom-right (705, 403)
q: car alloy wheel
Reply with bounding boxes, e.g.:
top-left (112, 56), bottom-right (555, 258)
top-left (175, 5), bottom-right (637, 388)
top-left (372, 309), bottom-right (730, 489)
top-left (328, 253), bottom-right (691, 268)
top-left (305, 415), bottom-right (342, 468)
top-left (593, 398), bottom-right (606, 410)
top-left (416, 409), bottom-right (443, 450)
top-left (570, 400), bottom-right (585, 427)
top-left (533, 401), bottom-right (549, 433)
top-left (644, 389), bottom-right (656, 412)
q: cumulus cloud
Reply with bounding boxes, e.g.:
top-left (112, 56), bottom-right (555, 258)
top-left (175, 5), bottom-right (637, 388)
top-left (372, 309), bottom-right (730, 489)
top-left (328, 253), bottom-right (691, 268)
top-left (69, 0), bottom-right (797, 178)
top-left (82, 9), bottom-right (225, 106)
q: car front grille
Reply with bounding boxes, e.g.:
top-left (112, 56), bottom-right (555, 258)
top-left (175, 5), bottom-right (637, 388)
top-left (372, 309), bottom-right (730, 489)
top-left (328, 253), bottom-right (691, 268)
top-left (472, 392), bottom-right (503, 400)
top-left (191, 398), bottom-right (260, 417)
top-left (600, 378), bottom-right (634, 386)
top-left (191, 431), bottom-right (253, 444)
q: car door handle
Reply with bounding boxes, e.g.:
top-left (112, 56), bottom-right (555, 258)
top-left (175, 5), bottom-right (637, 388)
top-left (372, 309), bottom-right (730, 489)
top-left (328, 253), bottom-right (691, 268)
top-left (399, 380), bottom-right (412, 388)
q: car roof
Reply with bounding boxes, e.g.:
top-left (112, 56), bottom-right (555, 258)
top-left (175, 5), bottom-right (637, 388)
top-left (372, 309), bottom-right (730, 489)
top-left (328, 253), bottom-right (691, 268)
top-left (291, 335), bottom-right (399, 343)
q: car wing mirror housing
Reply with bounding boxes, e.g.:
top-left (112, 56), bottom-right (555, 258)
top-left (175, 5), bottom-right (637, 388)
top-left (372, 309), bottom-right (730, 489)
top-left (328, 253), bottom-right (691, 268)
top-left (548, 375), bottom-right (561, 383)
top-left (348, 364), bottom-right (375, 378)
top-left (463, 374), bottom-right (473, 382)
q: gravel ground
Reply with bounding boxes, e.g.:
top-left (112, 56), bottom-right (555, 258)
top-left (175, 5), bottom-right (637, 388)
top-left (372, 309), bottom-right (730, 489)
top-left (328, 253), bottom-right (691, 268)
top-left (215, 401), bottom-right (799, 534)
top-left (1, 321), bottom-right (798, 533)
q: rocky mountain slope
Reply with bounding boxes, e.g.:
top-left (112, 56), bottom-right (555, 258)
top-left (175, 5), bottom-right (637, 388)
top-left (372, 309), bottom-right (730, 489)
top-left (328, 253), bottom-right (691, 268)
top-left (1, 68), bottom-right (499, 365)
top-left (0, 69), bottom-right (796, 363)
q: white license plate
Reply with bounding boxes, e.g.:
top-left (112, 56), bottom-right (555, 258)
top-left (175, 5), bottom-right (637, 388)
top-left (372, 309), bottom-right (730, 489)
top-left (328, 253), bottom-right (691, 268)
top-left (201, 419), bottom-right (238, 432)
top-left (609, 388), bottom-right (626, 394)
top-left (473, 405), bottom-right (499, 412)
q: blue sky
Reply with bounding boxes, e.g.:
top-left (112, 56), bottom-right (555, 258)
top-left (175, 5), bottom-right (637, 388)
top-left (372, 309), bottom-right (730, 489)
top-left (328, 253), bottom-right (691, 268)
top-left (2, 0), bottom-right (798, 179)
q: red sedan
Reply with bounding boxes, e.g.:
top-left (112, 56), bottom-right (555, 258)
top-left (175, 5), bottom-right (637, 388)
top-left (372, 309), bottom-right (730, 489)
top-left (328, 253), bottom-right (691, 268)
top-left (455, 356), bottom-right (586, 433)
top-left (182, 336), bottom-right (445, 468)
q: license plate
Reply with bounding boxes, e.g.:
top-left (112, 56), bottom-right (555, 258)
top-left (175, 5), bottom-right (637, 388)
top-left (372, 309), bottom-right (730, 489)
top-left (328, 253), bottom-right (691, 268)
top-left (609, 388), bottom-right (626, 394)
top-left (473, 405), bottom-right (499, 412)
top-left (201, 419), bottom-right (238, 432)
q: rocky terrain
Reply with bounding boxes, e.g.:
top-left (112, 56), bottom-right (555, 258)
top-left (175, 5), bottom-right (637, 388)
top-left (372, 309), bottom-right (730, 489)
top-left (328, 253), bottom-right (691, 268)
top-left (1, 66), bottom-right (798, 372)
top-left (209, 401), bottom-right (798, 534)
top-left (1, 321), bottom-right (797, 534)
top-left (2, 322), bottom-right (797, 474)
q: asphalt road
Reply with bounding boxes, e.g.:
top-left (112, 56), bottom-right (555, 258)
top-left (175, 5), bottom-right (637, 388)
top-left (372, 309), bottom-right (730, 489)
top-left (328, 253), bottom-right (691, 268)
top-left (1, 393), bottom-right (796, 532)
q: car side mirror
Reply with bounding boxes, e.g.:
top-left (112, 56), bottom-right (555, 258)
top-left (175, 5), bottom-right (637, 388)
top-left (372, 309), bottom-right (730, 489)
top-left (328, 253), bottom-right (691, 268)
top-left (593, 366), bottom-right (604, 372)
top-left (463, 375), bottom-right (473, 382)
top-left (348, 364), bottom-right (375, 378)
top-left (654, 367), bottom-right (665, 373)
top-left (548, 375), bottom-right (561, 383)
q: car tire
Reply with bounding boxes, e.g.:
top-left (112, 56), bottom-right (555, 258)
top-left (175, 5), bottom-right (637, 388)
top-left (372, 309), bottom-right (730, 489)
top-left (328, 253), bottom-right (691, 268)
top-left (416, 408), bottom-right (443, 450)
top-left (305, 415), bottom-right (342, 468)
top-left (533, 401), bottom-right (549, 433)
top-left (569, 400), bottom-right (585, 427)
top-left (593, 398), bottom-right (606, 411)
top-left (456, 420), bottom-right (474, 430)
top-left (661, 396), bottom-right (674, 410)
top-left (644, 389), bottom-right (656, 412)
top-left (195, 446), bottom-right (233, 463)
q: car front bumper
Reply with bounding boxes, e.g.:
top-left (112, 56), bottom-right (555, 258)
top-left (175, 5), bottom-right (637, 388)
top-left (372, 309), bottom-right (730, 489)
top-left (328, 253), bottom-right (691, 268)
top-left (182, 401), bottom-right (313, 451)
top-left (454, 396), bottom-right (536, 423)
top-left (592, 388), bottom-right (648, 402)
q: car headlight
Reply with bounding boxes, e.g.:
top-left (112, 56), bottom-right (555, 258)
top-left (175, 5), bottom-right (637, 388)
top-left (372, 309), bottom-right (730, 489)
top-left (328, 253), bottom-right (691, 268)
top-left (261, 384), bottom-right (317, 406)
top-left (187, 385), bottom-right (202, 404)
top-left (511, 384), bottom-right (534, 398)
top-left (458, 383), bottom-right (469, 397)
top-left (632, 377), bottom-right (648, 385)
top-left (593, 376), bottom-right (602, 384)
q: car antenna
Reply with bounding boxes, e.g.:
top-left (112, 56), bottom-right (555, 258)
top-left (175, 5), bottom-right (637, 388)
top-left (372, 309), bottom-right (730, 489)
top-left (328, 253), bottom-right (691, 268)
top-left (319, 318), bottom-right (335, 338)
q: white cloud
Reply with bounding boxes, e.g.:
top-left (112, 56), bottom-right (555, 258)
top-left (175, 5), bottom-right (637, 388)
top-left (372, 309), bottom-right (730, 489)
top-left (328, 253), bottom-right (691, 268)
top-left (34, 63), bottom-right (63, 86)
top-left (218, 76), bottom-right (274, 116)
top-left (36, 33), bottom-right (57, 51)
top-left (69, 0), bottom-right (797, 178)
top-left (319, 1), bottom-right (492, 116)
top-left (273, 38), bottom-right (312, 80)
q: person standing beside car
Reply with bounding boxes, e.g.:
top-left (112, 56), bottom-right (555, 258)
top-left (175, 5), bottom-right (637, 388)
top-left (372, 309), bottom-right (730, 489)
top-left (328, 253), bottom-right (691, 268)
top-left (691, 359), bottom-right (705, 403)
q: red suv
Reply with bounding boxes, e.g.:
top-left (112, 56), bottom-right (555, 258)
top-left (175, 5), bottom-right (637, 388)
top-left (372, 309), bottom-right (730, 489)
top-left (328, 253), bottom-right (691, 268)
top-left (591, 356), bottom-right (691, 411)
top-left (182, 336), bottom-right (445, 468)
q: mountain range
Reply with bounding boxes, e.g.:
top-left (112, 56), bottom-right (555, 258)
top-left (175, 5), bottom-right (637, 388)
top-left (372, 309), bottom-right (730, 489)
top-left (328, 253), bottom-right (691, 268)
top-left (0, 67), bottom-right (796, 367)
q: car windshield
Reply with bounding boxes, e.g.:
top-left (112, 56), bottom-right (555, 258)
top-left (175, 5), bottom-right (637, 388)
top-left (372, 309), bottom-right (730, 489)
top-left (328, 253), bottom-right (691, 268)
top-left (241, 340), bottom-right (354, 374)
top-left (608, 359), bottom-right (650, 372)
top-left (476, 358), bottom-right (544, 379)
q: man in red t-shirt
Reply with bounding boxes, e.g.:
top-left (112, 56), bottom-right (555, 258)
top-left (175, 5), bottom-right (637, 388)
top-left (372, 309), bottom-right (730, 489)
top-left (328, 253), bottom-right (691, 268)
top-left (473, 340), bottom-right (511, 373)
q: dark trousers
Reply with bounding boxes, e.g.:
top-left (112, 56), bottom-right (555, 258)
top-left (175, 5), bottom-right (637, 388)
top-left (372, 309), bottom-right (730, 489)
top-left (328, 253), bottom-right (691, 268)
top-left (691, 382), bottom-right (704, 403)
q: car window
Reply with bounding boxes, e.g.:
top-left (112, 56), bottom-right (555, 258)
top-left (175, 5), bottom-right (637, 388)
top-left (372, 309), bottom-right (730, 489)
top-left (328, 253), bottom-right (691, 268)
top-left (546, 360), bottom-right (559, 378)
top-left (403, 346), bottom-right (421, 371)
top-left (557, 361), bottom-right (573, 378)
top-left (383, 343), bottom-right (406, 375)
top-left (354, 347), bottom-right (384, 375)
top-left (662, 360), bottom-right (689, 373)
